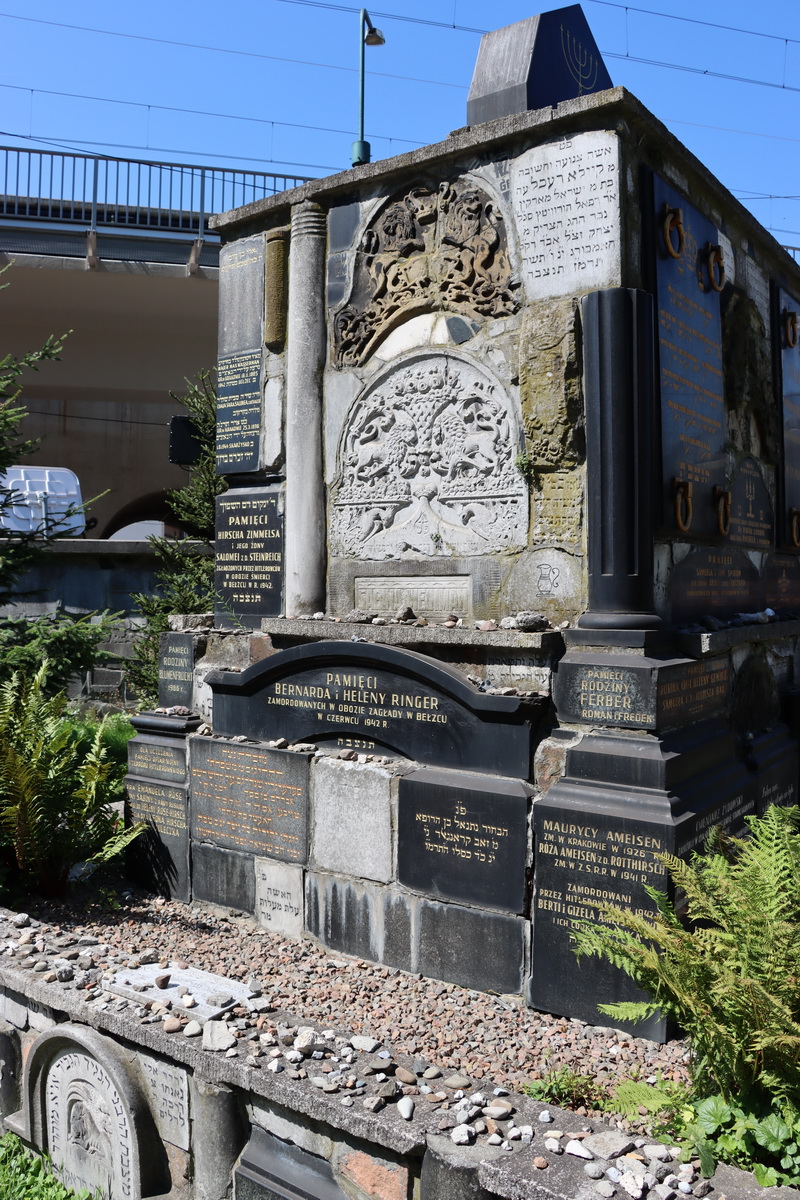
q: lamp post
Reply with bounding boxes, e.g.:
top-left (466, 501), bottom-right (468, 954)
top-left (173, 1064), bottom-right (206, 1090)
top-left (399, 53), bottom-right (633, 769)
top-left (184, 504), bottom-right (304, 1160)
top-left (351, 8), bottom-right (385, 167)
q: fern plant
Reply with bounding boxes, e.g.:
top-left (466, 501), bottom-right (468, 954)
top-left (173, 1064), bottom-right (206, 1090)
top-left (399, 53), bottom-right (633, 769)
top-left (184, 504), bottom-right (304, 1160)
top-left (572, 807), bottom-right (800, 1110)
top-left (0, 665), bottom-right (143, 896)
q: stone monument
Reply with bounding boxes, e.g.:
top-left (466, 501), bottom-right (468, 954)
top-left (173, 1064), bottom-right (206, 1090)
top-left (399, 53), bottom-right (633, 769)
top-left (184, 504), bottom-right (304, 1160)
top-left (127, 4), bottom-right (800, 1036)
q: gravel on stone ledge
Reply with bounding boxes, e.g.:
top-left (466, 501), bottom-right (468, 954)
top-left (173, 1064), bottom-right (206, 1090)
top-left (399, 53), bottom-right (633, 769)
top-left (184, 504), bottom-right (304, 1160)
top-left (4, 892), bottom-right (691, 1113)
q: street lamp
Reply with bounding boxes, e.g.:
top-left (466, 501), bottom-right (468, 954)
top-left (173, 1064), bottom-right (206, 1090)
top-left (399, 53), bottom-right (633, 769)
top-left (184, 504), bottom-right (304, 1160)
top-left (352, 8), bottom-right (385, 168)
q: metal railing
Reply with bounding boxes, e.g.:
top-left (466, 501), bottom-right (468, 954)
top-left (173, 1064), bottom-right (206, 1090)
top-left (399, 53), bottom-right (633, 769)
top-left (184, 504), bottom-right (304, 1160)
top-left (0, 147), bottom-right (310, 238)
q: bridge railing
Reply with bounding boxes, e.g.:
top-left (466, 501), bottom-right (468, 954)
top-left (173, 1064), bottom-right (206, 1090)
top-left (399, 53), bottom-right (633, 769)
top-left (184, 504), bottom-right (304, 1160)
top-left (0, 148), bottom-right (310, 238)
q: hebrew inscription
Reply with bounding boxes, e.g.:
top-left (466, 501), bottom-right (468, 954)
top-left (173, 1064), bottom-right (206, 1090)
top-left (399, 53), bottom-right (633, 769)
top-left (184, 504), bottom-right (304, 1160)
top-left (512, 131), bottom-right (621, 300)
top-left (138, 1057), bottom-right (189, 1151)
top-left (331, 356), bottom-right (527, 559)
top-left (46, 1050), bottom-right (133, 1199)
top-left (333, 179), bottom-right (519, 365)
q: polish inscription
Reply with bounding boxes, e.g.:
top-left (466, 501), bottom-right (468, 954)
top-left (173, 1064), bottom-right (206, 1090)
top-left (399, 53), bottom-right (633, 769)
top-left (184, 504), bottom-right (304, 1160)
top-left (158, 633), bottom-right (195, 709)
top-left (189, 737), bottom-right (308, 862)
top-left (216, 350), bottom-right (261, 473)
top-left (654, 178), bottom-right (725, 534)
top-left (671, 548), bottom-right (761, 621)
top-left (126, 777), bottom-right (187, 840)
top-left (398, 769), bottom-right (528, 912)
top-left (127, 736), bottom-right (186, 784)
top-left (555, 654), bottom-right (730, 730)
top-left (215, 487), bottom-right (283, 627)
top-left (512, 131), bottom-right (621, 299)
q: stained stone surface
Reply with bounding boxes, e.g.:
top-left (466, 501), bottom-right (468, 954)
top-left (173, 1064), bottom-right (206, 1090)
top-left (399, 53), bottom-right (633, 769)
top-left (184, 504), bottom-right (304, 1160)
top-left (312, 758), bottom-right (394, 884)
top-left (137, 1054), bottom-right (190, 1151)
top-left (329, 355), bottom-right (527, 561)
top-left (255, 857), bottom-right (304, 937)
top-left (511, 131), bottom-right (621, 301)
top-left (107, 963), bottom-right (251, 1020)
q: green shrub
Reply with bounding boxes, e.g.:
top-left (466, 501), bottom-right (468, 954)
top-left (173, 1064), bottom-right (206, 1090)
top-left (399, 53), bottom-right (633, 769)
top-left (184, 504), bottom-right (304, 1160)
top-left (0, 1132), bottom-right (97, 1199)
top-left (0, 665), bottom-right (143, 896)
top-left (0, 611), bottom-right (120, 695)
top-left (571, 805), bottom-right (800, 1184)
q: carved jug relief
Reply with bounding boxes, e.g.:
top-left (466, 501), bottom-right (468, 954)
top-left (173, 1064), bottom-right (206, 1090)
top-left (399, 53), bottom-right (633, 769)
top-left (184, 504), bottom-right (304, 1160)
top-left (333, 179), bottom-right (520, 366)
top-left (330, 356), bottom-right (528, 559)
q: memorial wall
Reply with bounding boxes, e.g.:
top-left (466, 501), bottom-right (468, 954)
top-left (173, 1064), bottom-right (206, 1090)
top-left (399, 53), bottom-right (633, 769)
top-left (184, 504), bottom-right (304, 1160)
top-left (127, 6), bottom-right (800, 1036)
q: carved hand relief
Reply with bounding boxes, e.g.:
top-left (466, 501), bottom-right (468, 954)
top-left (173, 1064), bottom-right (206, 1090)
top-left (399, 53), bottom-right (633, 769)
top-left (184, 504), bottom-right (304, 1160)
top-left (333, 181), bottom-right (520, 366)
top-left (330, 357), bottom-right (528, 559)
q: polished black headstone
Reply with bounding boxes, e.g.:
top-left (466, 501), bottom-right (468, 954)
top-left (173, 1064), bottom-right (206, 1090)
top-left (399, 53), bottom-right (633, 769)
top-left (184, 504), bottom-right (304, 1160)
top-left (671, 547), bottom-right (761, 623)
top-left (208, 641), bottom-right (540, 777)
top-left (157, 632), bottom-right (195, 709)
top-left (746, 725), bottom-right (798, 817)
top-left (555, 653), bottom-right (730, 731)
top-left (191, 843), bottom-right (255, 913)
top-left (530, 722), bottom-right (754, 1038)
top-left (125, 776), bottom-right (190, 901)
top-left (398, 768), bottom-right (529, 913)
top-left (189, 737), bottom-right (309, 863)
top-left (235, 1126), bottom-right (346, 1200)
top-left (417, 901), bottom-right (526, 995)
top-left (127, 734), bottom-right (186, 784)
top-left (467, 6), bottom-right (612, 126)
top-left (215, 486), bottom-right (283, 628)
top-left (216, 351), bottom-right (262, 475)
top-left (765, 554), bottom-right (800, 612)
top-left (653, 177), bottom-right (725, 537)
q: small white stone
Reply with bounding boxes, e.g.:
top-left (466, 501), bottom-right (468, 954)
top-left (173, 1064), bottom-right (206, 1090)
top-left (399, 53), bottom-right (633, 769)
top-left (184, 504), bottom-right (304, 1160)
top-left (450, 1124), bottom-right (474, 1146)
top-left (183, 1020), bottom-right (202, 1038)
top-left (619, 1172), bottom-right (644, 1199)
top-left (397, 1096), bottom-right (415, 1121)
top-left (487, 1134), bottom-right (503, 1146)
top-left (566, 1140), bottom-right (594, 1160)
top-left (596, 1183), bottom-right (616, 1198)
top-left (266, 1060), bottom-right (283, 1074)
top-left (545, 1138), bottom-right (563, 1154)
top-left (518, 1126), bottom-right (533, 1144)
top-left (538, 1111), bottom-right (554, 1123)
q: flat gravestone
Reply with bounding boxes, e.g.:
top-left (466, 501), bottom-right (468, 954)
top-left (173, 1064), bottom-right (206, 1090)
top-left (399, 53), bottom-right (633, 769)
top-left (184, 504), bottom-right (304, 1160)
top-left (157, 633), bottom-right (195, 709)
top-left (208, 641), bottom-right (537, 778)
top-left (218, 236), bottom-right (265, 357)
top-left (189, 737), bottom-right (309, 863)
top-left (126, 776), bottom-right (190, 901)
top-left (780, 287), bottom-right (800, 532)
top-left (555, 653), bottom-right (730, 731)
top-left (107, 963), bottom-right (251, 1021)
top-left (127, 735), bottom-right (186, 784)
top-left (671, 547), bottom-right (761, 623)
top-left (215, 486), bottom-right (283, 628)
top-left (137, 1056), bottom-right (189, 1151)
top-left (728, 457), bottom-right (773, 549)
top-left (398, 768), bottom-right (529, 913)
top-left (653, 177), bottom-right (726, 536)
top-left (255, 857), bottom-right (304, 937)
top-left (511, 130), bottom-right (621, 301)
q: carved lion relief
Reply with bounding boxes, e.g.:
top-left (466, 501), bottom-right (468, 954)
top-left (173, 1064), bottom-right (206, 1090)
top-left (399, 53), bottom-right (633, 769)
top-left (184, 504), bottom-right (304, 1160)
top-left (332, 180), bottom-right (520, 366)
top-left (330, 356), bottom-right (528, 559)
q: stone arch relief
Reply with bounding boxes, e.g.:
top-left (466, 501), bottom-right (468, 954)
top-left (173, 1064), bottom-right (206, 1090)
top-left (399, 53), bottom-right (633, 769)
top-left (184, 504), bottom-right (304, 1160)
top-left (330, 355), bottom-right (528, 560)
top-left (332, 178), bottom-right (520, 367)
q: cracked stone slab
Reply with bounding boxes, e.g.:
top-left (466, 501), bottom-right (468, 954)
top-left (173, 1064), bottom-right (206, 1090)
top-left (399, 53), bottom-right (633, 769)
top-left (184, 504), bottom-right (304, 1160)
top-left (107, 964), bottom-right (251, 1021)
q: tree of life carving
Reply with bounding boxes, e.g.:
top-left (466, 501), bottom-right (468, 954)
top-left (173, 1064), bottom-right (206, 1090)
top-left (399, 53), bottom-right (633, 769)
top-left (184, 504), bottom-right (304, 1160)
top-left (330, 357), bottom-right (528, 559)
top-left (333, 179), bottom-right (520, 367)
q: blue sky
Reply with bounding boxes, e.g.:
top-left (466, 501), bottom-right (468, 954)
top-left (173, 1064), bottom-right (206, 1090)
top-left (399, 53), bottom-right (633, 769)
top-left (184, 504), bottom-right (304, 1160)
top-left (1, 1), bottom-right (798, 248)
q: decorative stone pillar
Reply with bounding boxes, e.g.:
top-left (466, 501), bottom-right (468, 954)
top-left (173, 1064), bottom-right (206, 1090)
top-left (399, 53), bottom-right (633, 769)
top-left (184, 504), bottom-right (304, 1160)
top-left (578, 287), bottom-right (662, 631)
top-left (285, 201), bottom-right (327, 616)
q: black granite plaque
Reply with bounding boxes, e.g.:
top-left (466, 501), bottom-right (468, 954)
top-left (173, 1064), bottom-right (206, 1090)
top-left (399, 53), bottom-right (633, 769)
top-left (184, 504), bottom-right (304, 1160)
top-left (192, 843), bottom-right (256, 913)
top-left (216, 351), bottom-right (262, 474)
top-left (671, 547), bottom-right (761, 623)
top-left (215, 486), bottom-right (283, 628)
top-left (208, 642), bottom-right (539, 778)
top-left (765, 554), bottom-right (800, 611)
top-left (125, 775), bottom-right (190, 901)
top-left (654, 178), bottom-right (725, 536)
top-left (555, 653), bottom-right (730, 731)
top-left (236, 1127), bottom-right (346, 1200)
top-left (780, 287), bottom-right (800, 539)
top-left (530, 724), bottom-right (755, 1037)
top-left (157, 633), bottom-right (195, 709)
top-left (729, 457), bottom-right (773, 549)
top-left (747, 725), bottom-right (798, 817)
top-left (398, 768), bottom-right (529, 913)
top-left (189, 737), bottom-right (309, 862)
top-left (417, 901), bottom-right (526, 995)
top-left (127, 735), bottom-right (186, 783)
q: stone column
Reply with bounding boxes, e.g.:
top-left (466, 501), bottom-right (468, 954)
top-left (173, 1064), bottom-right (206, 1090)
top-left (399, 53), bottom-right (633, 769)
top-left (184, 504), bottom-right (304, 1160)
top-left (285, 200), bottom-right (327, 616)
top-left (190, 1078), bottom-right (244, 1200)
top-left (578, 287), bottom-right (662, 630)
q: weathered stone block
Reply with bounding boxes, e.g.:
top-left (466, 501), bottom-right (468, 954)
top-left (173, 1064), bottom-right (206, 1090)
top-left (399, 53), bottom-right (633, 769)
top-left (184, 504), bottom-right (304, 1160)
top-left (311, 757), bottom-right (394, 883)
